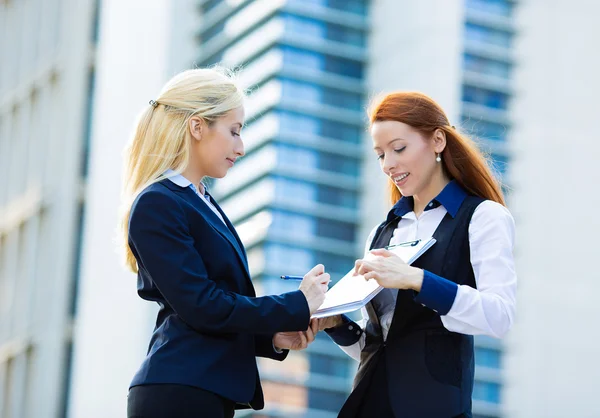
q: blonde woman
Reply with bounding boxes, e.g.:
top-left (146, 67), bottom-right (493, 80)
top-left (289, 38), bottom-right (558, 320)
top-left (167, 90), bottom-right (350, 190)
top-left (121, 68), bottom-right (329, 418)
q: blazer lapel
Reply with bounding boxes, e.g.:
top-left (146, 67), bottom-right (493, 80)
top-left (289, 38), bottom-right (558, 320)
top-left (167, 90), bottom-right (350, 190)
top-left (160, 180), bottom-right (250, 276)
top-left (206, 193), bottom-right (249, 268)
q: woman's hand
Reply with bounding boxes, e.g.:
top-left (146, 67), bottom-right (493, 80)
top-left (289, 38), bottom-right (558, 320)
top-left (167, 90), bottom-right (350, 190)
top-left (354, 249), bottom-right (424, 291)
top-left (299, 264), bottom-right (330, 315)
top-left (273, 319), bottom-right (319, 351)
top-left (313, 315), bottom-right (344, 332)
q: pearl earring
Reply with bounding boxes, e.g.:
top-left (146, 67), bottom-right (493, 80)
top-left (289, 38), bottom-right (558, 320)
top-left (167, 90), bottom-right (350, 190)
top-left (436, 154), bottom-right (442, 163)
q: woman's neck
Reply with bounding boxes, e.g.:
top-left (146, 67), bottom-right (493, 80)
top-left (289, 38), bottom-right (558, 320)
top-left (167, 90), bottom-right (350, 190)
top-left (412, 171), bottom-right (451, 217)
top-left (181, 167), bottom-right (204, 195)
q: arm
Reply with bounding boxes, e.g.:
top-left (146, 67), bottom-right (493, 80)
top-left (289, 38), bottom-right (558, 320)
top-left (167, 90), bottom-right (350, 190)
top-left (129, 189), bottom-right (310, 335)
top-left (255, 334), bottom-right (288, 361)
top-left (324, 312), bottom-right (366, 361)
top-left (415, 201), bottom-right (517, 338)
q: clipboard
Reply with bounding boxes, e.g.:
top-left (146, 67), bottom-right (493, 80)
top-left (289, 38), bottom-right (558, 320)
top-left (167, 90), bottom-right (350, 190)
top-left (311, 237), bottom-right (437, 318)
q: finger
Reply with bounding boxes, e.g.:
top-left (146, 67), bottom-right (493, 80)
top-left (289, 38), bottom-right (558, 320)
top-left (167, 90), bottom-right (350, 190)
top-left (356, 261), bottom-right (375, 276)
top-left (305, 326), bottom-right (315, 344)
top-left (318, 273), bottom-right (331, 284)
top-left (317, 318), bottom-right (327, 331)
top-left (299, 331), bottom-right (308, 349)
top-left (353, 259), bottom-right (363, 275)
top-left (306, 264), bottom-right (325, 278)
top-left (311, 318), bottom-right (319, 335)
top-left (370, 248), bottom-right (395, 258)
top-left (363, 271), bottom-right (378, 282)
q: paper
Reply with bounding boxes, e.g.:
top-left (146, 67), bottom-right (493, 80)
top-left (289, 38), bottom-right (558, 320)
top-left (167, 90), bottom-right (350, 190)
top-left (311, 237), bottom-right (436, 318)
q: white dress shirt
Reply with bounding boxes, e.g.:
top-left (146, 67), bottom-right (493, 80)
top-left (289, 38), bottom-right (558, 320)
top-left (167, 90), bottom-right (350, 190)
top-left (338, 199), bottom-right (517, 361)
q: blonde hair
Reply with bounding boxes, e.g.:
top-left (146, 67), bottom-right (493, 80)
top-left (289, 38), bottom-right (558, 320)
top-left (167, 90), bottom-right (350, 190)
top-left (120, 67), bottom-right (245, 273)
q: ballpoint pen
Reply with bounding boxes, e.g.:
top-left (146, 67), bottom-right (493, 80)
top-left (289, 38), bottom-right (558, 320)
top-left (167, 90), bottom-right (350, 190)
top-left (384, 239), bottom-right (421, 250)
top-left (280, 275), bottom-right (304, 281)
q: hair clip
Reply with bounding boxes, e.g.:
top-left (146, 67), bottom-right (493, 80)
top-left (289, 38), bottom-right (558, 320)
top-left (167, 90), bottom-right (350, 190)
top-left (149, 100), bottom-right (158, 108)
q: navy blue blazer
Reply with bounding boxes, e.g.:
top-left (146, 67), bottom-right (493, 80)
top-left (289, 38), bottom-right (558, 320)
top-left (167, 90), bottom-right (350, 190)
top-left (127, 179), bottom-right (310, 409)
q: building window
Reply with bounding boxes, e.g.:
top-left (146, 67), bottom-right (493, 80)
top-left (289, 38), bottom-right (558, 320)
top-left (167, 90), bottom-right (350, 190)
top-left (281, 46), bottom-right (363, 78)
top-left (490, 153), bottom-right (509, 176)
top-left (282, 14), bottom-right (365, 47)
top-left (276, 143), bottom-right (360, 176)
top-left (202, 0), bottom-right (222, 14)
top-left (270, 210), bottom-right (355, 242)
top-left (310, 353), bottom-right (351, 378)
top-left (308, 388), bottom-right (348, 412)
top-left (315, 252), bottom-right (355, 276)
top-left (475, 347), bottom-right (502, 369)
top-left (461, 117), bottom-right (508, 142)
top-left (317, 185), bottom-right (357, 208)
top-left (264, 243), bottom-right (314, 273)
top-left (288, 0), bottom-right (367, 15)
top-left (201, 20), bottom-right (226, 44)
top-left (276, 143), bottom-right (319, 169)
top-left (278, 111), bottom-right (361, 143)
top-left (274, 177), bottom-right (317, 202)
top-left (463, 54), bottom-right (512, 79)
top-left (318, 152), bottom-right (360, 176)
top-left (466, 0), bottom-right (513, 17)
top-left (280, 78), bottom-right (363, 110)
top-left (274, 177), bottom-right (358, 208)
top-left (462, 86), bottom-right (509, 110)
top-left (473, 381), bottom-right (501, 404)
top-left (465, 23), bottom-right (512, 48)
top-left (270, 211), bottom-right (316, 240)
top-left (317, 218), bottom-right (356, 241)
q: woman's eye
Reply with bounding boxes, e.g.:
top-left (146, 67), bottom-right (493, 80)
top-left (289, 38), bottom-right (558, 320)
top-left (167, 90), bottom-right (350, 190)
top-left (376, 154), bottom-right (384, 161)
top-left (394, 147), bottom-right (406, 153)
top-left (231, 131), bottom-right (240, 137)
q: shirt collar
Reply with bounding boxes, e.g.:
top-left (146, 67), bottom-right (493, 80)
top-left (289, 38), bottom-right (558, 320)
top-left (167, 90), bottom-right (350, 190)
top-left (389, 180), bottom-right (467, 219)
top-left (164, 169), bottom-right (208, 197)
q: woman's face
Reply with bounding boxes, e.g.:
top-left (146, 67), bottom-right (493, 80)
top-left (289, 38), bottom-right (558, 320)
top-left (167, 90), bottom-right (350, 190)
top-left (192, 106), bottom-right (245, 179)
top-left (371, 120), bottom-right (441, 198)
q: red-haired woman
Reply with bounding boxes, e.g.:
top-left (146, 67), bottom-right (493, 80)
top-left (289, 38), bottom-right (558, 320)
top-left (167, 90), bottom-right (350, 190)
top-left (317, 92), bottom-right (517, 418)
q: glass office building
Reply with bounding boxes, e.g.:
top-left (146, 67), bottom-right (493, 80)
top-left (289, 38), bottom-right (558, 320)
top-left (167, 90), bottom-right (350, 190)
top-left (197, 0), bottom-right (369, 416)
top-left (461, 0), bottom-right (516, 416)
top-left (461, 0), bottom-right (515, 181)
top-left (0, 0), bottom-right (100, 416)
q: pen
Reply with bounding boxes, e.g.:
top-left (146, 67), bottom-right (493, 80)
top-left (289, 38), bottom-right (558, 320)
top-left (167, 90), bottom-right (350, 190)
top-left (385, 239), bottom-right (420, 249)
top-left (280, 275), bottom-right (304, 281)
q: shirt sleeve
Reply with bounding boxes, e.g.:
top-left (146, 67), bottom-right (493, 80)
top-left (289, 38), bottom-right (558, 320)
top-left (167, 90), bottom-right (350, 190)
top-left (415, 200), bottom-right (517, 338)
top-left (324, 225), bottom-right (378, 360)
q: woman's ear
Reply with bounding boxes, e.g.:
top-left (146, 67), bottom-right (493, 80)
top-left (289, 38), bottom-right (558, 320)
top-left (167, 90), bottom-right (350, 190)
top-left (432, 128), bottom-right (447, 154)
top-left (189, 117), bottom-right (204, 141)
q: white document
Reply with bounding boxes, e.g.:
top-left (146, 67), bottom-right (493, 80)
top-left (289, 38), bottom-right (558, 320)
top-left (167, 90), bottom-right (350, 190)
top-left (311, 238), bottom-right (437, 319)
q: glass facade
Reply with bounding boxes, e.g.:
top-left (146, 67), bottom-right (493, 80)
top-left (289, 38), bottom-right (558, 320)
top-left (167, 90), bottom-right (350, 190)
top-left (0, 0), bottom-right (100, 415)
top-left (199, 1), bottom-right (368, 416)
top-left (461, 0), bottom-right (514, 189)
top-left (461, 1), bottom-right (516, 415)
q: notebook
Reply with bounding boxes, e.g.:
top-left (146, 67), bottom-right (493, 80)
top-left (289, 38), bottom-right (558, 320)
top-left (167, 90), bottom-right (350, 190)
top-left (311, 237), bottom-right (437, 319)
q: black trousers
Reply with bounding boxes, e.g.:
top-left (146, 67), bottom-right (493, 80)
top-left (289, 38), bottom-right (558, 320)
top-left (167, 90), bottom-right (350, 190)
top-left (127, 384), bottom-right (235, 418)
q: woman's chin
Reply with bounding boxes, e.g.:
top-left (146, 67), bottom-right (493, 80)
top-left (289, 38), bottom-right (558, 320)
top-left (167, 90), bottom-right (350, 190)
top-left (210, 167), bottom-right (229, 179)
top-left (396, 184), bottom-right (413, 197)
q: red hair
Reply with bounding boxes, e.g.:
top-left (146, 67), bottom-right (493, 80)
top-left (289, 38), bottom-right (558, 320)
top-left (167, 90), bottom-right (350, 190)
top-left (368, 91), bottom-right (505, 207)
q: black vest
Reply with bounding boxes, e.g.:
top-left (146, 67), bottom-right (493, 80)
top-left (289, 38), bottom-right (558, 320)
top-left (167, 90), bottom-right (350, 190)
top-left (340, 195), bottom-right (484, 418)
